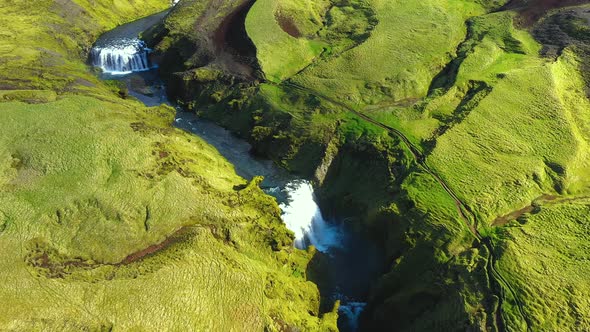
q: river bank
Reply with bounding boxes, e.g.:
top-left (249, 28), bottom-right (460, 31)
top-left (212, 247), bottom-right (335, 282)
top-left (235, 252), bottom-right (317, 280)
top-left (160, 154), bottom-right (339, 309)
top-left (0, 1), bottom-right (340, 330)
top-left (90, 10), bottom-right (384, 330)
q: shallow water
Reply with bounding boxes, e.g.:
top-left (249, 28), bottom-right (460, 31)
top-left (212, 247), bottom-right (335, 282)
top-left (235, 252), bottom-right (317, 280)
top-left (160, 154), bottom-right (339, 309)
top-left (91, 11), bottom-right (382, 331)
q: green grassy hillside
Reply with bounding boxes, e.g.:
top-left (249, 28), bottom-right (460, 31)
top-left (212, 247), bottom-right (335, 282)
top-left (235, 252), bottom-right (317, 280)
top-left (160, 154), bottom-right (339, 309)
top-left (0, 98), bottom-right (324, 330)
top-left (245, 0), bottom-right (328, 81)
top-left (494, 197), bottom-right (590, 331)
top-left (285, 0), bottom-right (489, 103)
top-left (84, 0), bottom-right (590, 330)
top-left (0, 1), bottom-right (336, 330)
top-left (424, 11), bottom-right (590, 224)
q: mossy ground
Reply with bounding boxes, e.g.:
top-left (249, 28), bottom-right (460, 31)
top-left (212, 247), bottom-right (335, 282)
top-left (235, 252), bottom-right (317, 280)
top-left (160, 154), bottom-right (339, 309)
top-left (494, 198), bottom-right (590, 330)
top-left (245, 0), bottom-right (329, 82)
top-left (159, 0), bottom-right (590, 330)
top-left (0, 1), bottom-right (337, 330)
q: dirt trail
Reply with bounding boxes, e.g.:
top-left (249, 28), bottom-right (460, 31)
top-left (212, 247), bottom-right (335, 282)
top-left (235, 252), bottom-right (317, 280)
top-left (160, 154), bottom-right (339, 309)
top-left (120, 227), bottom-right (190, 264)
top-left (492, 195), bottom-right (558, 226)
top-left (280, 80), bottom-right (529, 331)
top-left (253, 1), bottom-right (542, 328)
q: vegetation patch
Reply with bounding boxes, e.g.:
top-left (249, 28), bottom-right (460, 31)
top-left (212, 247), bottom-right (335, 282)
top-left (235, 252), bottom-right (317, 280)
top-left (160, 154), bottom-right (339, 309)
top-left (0, 1), bottom-right (336, 330)
top-left (495, 198), bottom-right (590, 330)
top-left (94, 0), bottom-right (590, 330)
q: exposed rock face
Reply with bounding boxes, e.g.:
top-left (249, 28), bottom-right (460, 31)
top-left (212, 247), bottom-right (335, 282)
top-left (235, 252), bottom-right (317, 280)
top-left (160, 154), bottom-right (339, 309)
top-left (314, 138), bottom-right (339, 186)
top-left (147, 0), bottom-right (259, 81)
top-left (505, 0), bottom-right (590, 26)
top-left (533, 6), bottom-right (590, 53)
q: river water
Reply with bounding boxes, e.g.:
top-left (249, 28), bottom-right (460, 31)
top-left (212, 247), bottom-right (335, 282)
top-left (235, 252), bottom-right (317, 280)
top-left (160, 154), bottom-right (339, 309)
top-left (91, 9), bottom-right (382, 331)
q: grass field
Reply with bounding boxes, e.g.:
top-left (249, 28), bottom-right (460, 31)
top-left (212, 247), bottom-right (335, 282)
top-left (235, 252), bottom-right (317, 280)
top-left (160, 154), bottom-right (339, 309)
top-left (0, 1), bottom-right (336, 330)
top-left (289, 0), bottom-right (488, 106)
top-left (494, 197), bottom-right (590, 331)
top-left (357, 6), bottom-right (590, 330)
top-left (0, 97), bottom-right (332, 330)
top-left (245, 0), bottom-right (328, 82)
top-left (426, 12), bottom-right (590, 223)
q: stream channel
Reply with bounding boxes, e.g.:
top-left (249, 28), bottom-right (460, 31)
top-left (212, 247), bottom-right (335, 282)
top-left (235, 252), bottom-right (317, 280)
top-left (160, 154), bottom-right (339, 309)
top-left (90, 8), bottom-right (382, 331)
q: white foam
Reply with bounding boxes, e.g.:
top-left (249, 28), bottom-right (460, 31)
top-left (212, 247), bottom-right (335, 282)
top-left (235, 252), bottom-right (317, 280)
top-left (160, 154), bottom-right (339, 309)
top-left (338, 302), bottom-right (367, 331)
top-left (91, 38), bottom-right (152, 75)
top-left (279, 180), bottom-right (342, 252)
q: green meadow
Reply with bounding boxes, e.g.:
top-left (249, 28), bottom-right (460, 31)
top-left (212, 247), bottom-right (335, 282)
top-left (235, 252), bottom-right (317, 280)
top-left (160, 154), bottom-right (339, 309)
top-left (0, 1), bottom-right (335, 330)
top-left (239, 1), bottom-right (590, 330)
top-left (2, 0), bottom-right (590, 330)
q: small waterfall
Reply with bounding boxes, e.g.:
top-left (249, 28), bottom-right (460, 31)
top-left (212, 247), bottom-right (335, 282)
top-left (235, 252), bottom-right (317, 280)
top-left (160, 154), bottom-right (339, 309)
top-left (91, 38), bottom-right (152, 75)
top-left (338, 302), bottom-right (367, 332)
top-left (279, 180), bottom-right (342, 252)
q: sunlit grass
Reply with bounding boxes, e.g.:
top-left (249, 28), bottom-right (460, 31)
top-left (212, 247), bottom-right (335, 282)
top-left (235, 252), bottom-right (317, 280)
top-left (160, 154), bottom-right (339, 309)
top-left (0, 1), bottom-right (335, 330)
top-left (245, 0), bottom-right (327, 82)
top-left (291, 0), bottom-right (486, 106)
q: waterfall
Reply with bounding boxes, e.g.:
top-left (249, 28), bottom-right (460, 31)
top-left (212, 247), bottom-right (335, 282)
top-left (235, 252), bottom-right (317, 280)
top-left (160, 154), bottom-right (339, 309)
top-left (279, 180), bottom-right (342, 252)
top-left (91, 38), bottom-right (152, 75)
top-left (338, 302), bottom-right (367, 332)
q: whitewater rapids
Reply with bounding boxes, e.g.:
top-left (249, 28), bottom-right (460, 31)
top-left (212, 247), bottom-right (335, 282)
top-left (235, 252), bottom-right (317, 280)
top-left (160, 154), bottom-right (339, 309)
top-left (279, 180), bottom-right (342, 252)
top-left (91, 38), bottom-right (152, 75)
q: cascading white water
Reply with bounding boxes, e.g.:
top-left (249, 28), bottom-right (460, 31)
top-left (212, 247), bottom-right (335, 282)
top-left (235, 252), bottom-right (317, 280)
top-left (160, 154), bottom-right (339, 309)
top-left (279, 180), bottom-right (342, 252)
top-left (338, 302), bottom-right (367, 331)
top-left (91, 38), bottom-right (152, 75)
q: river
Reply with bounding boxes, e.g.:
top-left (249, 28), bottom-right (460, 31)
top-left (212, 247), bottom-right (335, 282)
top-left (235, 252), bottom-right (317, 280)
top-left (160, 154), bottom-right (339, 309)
top-left (90, 8), bottom-right (382, 331)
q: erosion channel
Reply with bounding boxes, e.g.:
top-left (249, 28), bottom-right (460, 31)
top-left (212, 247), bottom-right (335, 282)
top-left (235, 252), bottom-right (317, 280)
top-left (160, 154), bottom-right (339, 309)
top-left (90, 9), bottom-right (383, 331)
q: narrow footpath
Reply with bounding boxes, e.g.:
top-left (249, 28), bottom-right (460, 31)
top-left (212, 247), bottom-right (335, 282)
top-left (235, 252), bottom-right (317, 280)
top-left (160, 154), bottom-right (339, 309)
top-left (281, 80), bottom-right (531, 332)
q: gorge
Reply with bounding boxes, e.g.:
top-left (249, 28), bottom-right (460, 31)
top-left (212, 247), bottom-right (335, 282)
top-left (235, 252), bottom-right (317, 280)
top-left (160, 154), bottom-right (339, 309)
top-left (1, 0), bottom-right (590, 331)
top-left (89, 12), bottom-right (382, 330)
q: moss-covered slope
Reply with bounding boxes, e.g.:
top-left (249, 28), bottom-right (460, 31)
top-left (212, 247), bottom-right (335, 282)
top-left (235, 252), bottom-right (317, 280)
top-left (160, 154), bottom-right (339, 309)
top-left (156, 0), bottom-right (590, 331)
top-left (0, 1), bottom-right (336, 330)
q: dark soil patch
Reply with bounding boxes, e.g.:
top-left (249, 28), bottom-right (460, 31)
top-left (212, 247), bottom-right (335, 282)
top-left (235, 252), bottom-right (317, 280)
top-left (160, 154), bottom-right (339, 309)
top-left (533, 6), bottom-right (590, 55)
top-left (503, 0), bottom-right (590, 27)
top-left (27, 245), bottom-right (97, 279)
top-left (275, 13), bottom-right (302, 38)
top-left (492, 194), bottom-right (558, 226)
top-left (27, 227), bottom-right (193, 278)
top-left (120, 227), bottom-right (190, 264)
top-left (212, 0), bottom-right (259, 79)
top-left (492, 205), bottom-right (536, 227)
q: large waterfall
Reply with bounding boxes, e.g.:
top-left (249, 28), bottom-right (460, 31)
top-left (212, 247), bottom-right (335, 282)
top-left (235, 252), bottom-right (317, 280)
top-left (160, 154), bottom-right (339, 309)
top-left (279, 181), bottom-right (371, 332)
top-left (279, 181), bottom-right (342, 252)
top-left (91, 38), bottom-right (152, 75)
